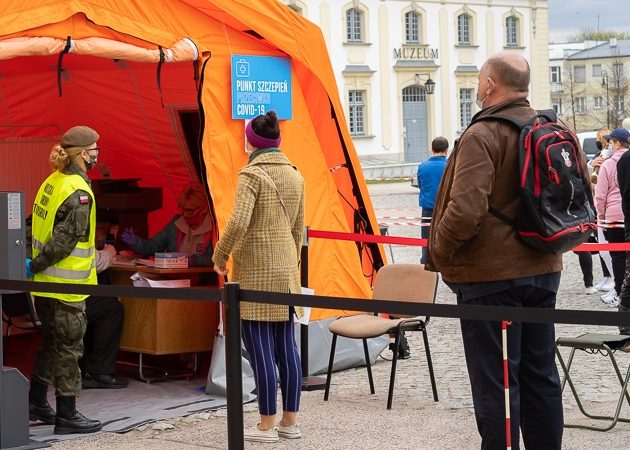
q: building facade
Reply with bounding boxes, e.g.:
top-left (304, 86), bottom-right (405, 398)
top-left (549, 40), bottom-right (630, 132)
top-left (281, 0), bottom-right (550, 162)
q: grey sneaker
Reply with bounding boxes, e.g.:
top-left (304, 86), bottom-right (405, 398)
top-left (244, 425), bottom-right (279, 443)
top-left (278, 423), bottom-right (301, 439)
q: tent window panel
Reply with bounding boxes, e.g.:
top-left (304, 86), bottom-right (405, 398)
top-left (346, 8), bottom-right (364, 43)
top-left (349, 90), bottom-right (366, 136)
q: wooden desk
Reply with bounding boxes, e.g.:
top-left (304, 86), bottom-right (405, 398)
top-left (108, 264), bottom-right (219, 356)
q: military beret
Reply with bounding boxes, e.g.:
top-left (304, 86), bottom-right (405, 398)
top-left (61, 126), bottom-right (100, 148)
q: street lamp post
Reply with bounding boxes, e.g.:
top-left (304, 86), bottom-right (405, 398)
top-left (602, 70), bottom-right (610, 129)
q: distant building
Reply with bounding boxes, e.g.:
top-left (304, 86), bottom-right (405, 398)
top-left (549, 39), bottom-right (630, 132)
top-left (280, 0), bottom-right (550, 162)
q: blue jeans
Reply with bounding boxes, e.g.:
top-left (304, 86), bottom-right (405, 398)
top-left (457, 286), bottom-right (563, 450)
top-left (420, 208), bottom-right (432, 264)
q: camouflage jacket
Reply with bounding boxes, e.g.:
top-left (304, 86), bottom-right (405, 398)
top-left (29, 164), bottom-right (93, 274)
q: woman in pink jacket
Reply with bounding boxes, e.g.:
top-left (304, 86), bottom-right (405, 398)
top-left (594, 128), bottom-right (630, 306)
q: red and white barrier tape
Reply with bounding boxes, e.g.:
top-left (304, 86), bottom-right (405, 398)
top-left (367, 177), bottom-right (413, 181)
top-left (378, 219), bottom-right (625, 229)
top-left (307, 228), bottom-right (630, 251)
top-left (379, 222), bottom-right (426, 227)
top-left (378, 216), bottom-right (426, 220)
top-left (598, 220), bottom-right (625, 229)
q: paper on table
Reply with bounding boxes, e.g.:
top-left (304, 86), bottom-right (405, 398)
top-left (296, 287), bottom-right (314, 325)
top-left (130, 272), bottom-right (190, 288)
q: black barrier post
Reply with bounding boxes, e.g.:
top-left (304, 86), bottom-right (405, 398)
top-left (300, 226), bottom-right (326, 391)
top-left (224, 282), bottom-right (244, 450)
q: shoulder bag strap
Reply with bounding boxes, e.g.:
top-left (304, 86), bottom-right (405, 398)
top-left (251, 166), bottom-right (291, 224)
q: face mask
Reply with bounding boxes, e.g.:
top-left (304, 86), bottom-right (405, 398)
top-left (83, 153), bottom-right (97, 170)
top-left (476, 79), bottom-right (490, 109)
top-left (245, 142), bottom-right (253, 155)
top-left (602, 148), bottom-right (613, 159)
top-left (184, 211), bottom-right (205, 227)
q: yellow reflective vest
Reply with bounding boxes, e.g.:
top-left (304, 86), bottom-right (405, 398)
top-left (31, 171), bottom-right (97, 301)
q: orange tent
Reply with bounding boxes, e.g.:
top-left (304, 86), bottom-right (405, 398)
top-left (0, 0), bottom-right (386, 320)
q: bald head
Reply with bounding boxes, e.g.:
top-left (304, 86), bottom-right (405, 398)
top-left (477, 53), bottom-right (530, 108)
top-left (484, 52), bottom-right (530, 94)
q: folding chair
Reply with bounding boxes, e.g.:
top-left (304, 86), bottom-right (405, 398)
top-left (555, 332), bottom-right (630, 431)
top-left (323, 264), bottom-right (438, 409)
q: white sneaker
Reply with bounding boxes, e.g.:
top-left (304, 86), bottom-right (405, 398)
top-left (601, 288), bottom-right (617, 304)
top-left (244, 425), bottom-right (279, 443)
top-left (607, 296), bottom-right (621, 307)
top-left (594, 277), bottom-right (611, 291)
top-left (277, 423), bottom-right (301, 439)
top-left (602, 278), bottom-right (615, 291)
top-left (584, 286), bottom-right (599, 295)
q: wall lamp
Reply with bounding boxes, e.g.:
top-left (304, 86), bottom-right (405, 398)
top-left (414, 73), bottom-right (436, 94)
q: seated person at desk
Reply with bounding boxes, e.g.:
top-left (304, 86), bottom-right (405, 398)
top-left (80, 244), bottom-right (128, 389)
top-left (121, 182), bottom-right (215, 268)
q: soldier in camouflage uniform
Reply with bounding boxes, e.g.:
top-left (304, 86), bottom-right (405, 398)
top-left (27, 126), bottom-right (103, 435)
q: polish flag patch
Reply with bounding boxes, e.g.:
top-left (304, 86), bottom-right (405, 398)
top-left (79, 195), bottom-right (89, 204)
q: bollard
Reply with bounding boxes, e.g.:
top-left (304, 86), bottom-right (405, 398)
top-left (224, 282), bottom-right (244, 450)
top-left (300, 226), bottom-right (326, 391)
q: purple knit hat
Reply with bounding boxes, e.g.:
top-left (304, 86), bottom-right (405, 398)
top-left (245, 119), bottom-right (281, 149)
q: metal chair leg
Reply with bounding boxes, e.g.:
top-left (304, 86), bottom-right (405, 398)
top-left (422, 329), bottom-right (438, 402)
top-left (556, 344), bottom-right (630, 431)
top-left (387, 332), bottom-right (401, 410)
top-left (324, 334), bottom-right (337, 401)
top-left (363, 338), bottom-right (375, 394)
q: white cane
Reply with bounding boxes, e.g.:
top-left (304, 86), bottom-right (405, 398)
top-left (502, 320), bottom-right (512, 450)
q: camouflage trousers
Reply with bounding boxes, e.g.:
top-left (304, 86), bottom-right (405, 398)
top-left (31, 296), bottom-right (87, 397)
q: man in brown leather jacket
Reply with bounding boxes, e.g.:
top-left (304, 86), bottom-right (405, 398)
top-left (427, 53), bottom-right (564, 450)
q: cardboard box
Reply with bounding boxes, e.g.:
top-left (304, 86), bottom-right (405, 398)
top-left (154, 252), bottom-right (188, 268)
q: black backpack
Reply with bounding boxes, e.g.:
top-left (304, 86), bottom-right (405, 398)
top-left (474, 109), bottom-right (597, 254)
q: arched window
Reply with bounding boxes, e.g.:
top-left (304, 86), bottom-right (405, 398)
top-left (346, 8), bottom-right (364, 43)
top-left (506, 16), bottom-right (519, 47)
top-left (457, 14), bottom-right (471, 45)
top-left (288, 4), bottom-right (303, 15)
top-left (402, 85), bottom-right (427, 102)
top-left (405, 11), bottom-right (421, 44)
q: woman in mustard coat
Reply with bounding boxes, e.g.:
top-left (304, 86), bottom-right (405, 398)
top-left (213, 111), bottom-right (305, 443)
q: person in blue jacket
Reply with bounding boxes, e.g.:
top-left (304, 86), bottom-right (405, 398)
top-left (417, 136), bottom-right (448, 264)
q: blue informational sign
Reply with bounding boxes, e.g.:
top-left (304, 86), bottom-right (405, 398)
top-left (231, 54), bottom-right (292, 119)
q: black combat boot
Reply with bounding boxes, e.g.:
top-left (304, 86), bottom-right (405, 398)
top-left (29, 379), bottom-right (56, 425)
top-left (54, 396), bottom-right (102, 435)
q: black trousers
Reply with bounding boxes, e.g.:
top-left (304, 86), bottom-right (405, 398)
top-left (576, 251), bottom-right (593, 287)
top-left (79, 296), bottom-right (124, 376)
top-left (604, 228), bottom-right (627, 294)
top-left (458, 286), bottom-right (563, 450)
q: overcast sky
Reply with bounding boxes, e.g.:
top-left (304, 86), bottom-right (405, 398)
top-left (548, 0), bottom-right (629, 43)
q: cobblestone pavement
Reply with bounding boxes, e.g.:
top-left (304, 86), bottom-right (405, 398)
top-left (52, 182), bottom-right (630, 449)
